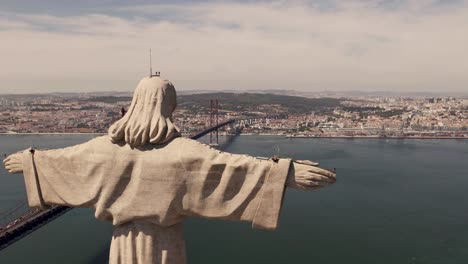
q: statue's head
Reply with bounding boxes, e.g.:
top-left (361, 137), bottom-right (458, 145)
top-left (108, 77), bottom-right (180, 147)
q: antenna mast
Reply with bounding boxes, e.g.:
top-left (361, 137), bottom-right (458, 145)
top-left (149, 48), bottom-right (153, 77)
top-left (149, 48), bottom-right (160, 78)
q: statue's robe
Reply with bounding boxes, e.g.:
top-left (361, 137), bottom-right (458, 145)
top-left (20, 136), bottom-right (291, 264)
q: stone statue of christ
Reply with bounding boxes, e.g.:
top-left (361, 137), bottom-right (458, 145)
top-left (3, 77), bottom-right (336, 264)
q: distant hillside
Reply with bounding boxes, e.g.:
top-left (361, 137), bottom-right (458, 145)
top-left (178, 92), bottom-right (341, 114)
top-left (82, 92), bottom-right (341, 114)
top-left (178, 89), bottom-right (468, 98)
top-left (88, 96), bottom-right (132, 103)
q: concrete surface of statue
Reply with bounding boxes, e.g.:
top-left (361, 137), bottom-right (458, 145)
top-left (3, 76), bottom-right (337, 264)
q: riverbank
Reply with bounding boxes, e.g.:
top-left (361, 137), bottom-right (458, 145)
top-left (0, 132), bottom-right (105, 135)
top-left (1, 132), bottom-right (466, 139)
top-left (228, 133), bottom-right (467, 139)
top-left (1, 134), bottom-right (468, 264)
top-left (284, 135), bottom-right (467, 139)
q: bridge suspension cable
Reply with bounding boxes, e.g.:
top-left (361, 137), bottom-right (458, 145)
top-left (0, 200), bottom-right (27, 223)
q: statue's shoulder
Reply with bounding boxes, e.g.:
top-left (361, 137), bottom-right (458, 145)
top-left (90, 135), bottom-right (113, 144)
top-left (172, 137), bottom-right (204, 146)
top-left (171, 137), bottom-right (210, 149)
top-left (85, 135), bottom-right (116, 149)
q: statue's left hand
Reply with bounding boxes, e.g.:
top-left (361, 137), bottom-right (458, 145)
top-left (286, 160), bottom-right (336, 190)
top-left (3, 153), bottom-right (23, 174)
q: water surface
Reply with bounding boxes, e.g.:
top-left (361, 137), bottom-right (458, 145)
top-left (0, 135), bottom-right (467, 263)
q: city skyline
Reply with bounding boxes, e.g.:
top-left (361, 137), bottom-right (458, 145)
top-left (0, 90), bottom-right (466, 137)
top-left (1, 0), bottom-right (467, 93)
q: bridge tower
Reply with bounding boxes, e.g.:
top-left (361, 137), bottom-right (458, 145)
top-left (209, 99), bottom-right (219, 146)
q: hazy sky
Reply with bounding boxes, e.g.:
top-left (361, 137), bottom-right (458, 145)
top-left (0, 0), bottom-right (467, 93)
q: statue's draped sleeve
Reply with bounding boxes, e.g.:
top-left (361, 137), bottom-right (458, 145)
top-left (178, 139), bottom-right (291, 230)
top-left (21, 137), bottom-right (109, 209)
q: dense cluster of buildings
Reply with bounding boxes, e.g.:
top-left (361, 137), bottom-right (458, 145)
top-left (0, 93), bottom-right (467, 138)
top-left (0, 95), bottom-right (123, 133)
top-left (280, 97), bottom-right (468, 138)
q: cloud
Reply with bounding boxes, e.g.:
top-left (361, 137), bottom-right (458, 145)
top-left (0, 0), bottom-right (467, 93)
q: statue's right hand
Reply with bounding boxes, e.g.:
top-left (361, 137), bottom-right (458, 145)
top-left (286, 161), bottom-right (336, 191)
top-left (3, 153), bottom-right (23, 174)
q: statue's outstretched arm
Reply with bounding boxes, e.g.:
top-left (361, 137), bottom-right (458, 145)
top-left (176, 138), bottom-right (336, 230)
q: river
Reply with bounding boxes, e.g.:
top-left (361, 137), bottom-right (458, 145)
top-left (0, 135), bottom-right (467, 264)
